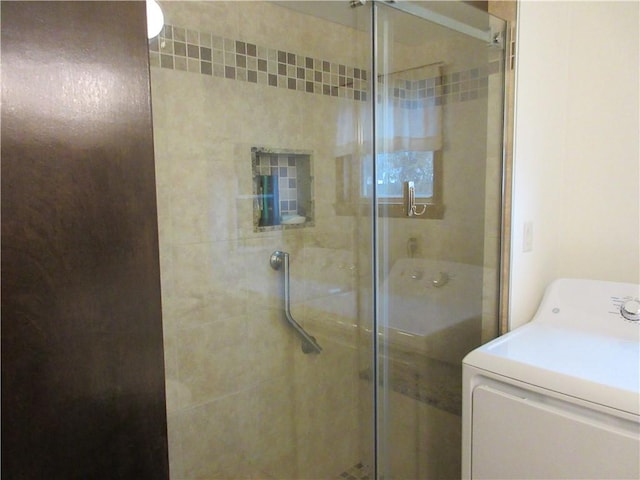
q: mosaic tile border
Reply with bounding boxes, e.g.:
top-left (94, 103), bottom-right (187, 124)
top-left (338, 462), bottom-right (372, 480)
top-left (381, 61), bottom-right (500, 106)
top-left (149, 24), bottom-right (501, 107)
top-left (359, 354), bottom-right (462, 415)
top-left (150, 24), bottom-right (369, 101)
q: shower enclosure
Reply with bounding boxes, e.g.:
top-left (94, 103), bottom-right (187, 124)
top-left (149, 1), bottom-right (506, 478)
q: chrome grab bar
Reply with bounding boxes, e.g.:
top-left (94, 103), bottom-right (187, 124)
top-left (270, 250), bottom-right (322, 354)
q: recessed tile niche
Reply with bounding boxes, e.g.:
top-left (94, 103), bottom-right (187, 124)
top-left (252, 147), bottom-right (314, 232)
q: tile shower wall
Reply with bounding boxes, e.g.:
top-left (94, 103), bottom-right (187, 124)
top-left (152, 2), bottom-right (504, 479)
top-left (151, 2), bottom-right (371, 479)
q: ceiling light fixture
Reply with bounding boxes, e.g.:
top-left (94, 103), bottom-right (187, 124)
top-left (147, 0), bottom-right (164, 40)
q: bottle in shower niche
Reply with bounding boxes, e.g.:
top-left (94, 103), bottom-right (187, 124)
top-left (258, 175), bottom-right (280, 227)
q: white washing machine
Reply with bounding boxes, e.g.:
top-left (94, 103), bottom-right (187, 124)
top-left (462, 278), bottom-right (640, 479)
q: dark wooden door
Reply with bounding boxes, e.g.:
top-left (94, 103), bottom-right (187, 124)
top-left (1, 2), bottom-right (169, 478)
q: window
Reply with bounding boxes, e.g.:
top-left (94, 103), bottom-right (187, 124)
top-left (334, 150), bottom-right (444, 219)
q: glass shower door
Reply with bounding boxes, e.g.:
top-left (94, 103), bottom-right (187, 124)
top-left (150, 2), bottom-right (375, 478)
top-left (150, 1), bottom-right (506, 477)
top-left (373, 2), bottom-right (506, 478)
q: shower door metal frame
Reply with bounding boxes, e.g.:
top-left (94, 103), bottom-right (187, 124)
top-left (380, 1), bottom-right (495, 42)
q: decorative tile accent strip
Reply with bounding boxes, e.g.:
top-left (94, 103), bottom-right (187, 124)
top-left (254, 153), bottom-right (299, 216)
top-left (359, 354), bottom-right (462, 415)
top-left (337, 462), bottom-right (372, 480)
top-left (380, 61), bottom-right (500, 106)
top-left (149, 24), bottom-right (369, 101)
top-left (149, 24), bottom-right (501, 107)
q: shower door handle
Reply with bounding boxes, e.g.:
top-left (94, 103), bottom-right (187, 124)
top-left (270, 251), bottom-right (322, 354)
top-left (404, 181), bottom-right (427, 217)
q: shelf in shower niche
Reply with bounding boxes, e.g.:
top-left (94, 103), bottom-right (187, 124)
top-left (252, 147), bottom-right (314, 232)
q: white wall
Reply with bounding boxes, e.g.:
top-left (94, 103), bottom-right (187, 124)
top-left (510, 1), bottom-right (640, 329)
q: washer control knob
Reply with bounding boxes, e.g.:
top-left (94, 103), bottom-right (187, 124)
top-left (620, 299), bottom-right (640, 322)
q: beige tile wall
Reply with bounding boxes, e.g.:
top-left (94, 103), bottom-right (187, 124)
top-left (152, 2), bottom-right (506, 479)
top-left (152, 2), bottom-right (373, 479)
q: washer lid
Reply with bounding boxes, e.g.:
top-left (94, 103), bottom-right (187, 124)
top-left (531, 278), bottom-right (640, 339)
top-left (465, 279), bottom-right (640, 416)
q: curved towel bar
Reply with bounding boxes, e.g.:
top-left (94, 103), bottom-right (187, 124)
top-left (270, 250), bottom-right (322, 354)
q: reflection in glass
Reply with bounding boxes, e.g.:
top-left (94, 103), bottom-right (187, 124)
top-left (363, 150), bottom-right (434, 198)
